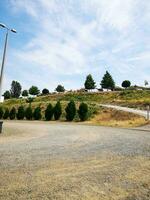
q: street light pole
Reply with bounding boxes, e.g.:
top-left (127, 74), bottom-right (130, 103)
top-left (0, 23), bottom-right (17, 133)
top-left (0, 30), bottom-right (8, 102)
top-left (0, 23), bottom-right (17, 102)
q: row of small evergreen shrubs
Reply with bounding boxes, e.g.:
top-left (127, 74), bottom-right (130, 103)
top-left (0, 101), bottom-right (88, 121)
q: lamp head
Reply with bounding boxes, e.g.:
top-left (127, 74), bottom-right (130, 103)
top-left (0, 23), bottom-right (6, 28)
top-left (11, 29), bottom-right (17, 33)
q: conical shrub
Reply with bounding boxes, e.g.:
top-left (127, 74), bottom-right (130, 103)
top-left (78, 103), bottom-right (88, 121)
top-left (45, 103), bottom-right (53, 121)
top-left (65, 100), bottom-right (76, 121)
top-left (17, 106), bottom-right (25, 120)
top-left (3, 108), bottom-right (9, 119)
top-left (0, 107), bottom-right (4, 119)
top-left (9, 107), bottom-right (16, 120)
top-left (33, 106), bottom-right (41, 120)
top-left (53, 101), bottom-right (62, 120)
top-left (25, 106), bottom-right (32, 120)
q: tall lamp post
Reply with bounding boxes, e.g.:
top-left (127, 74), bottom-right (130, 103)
top-left (0, 23), bottom-right (17, 133)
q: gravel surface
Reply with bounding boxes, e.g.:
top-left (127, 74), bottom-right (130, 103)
top-left (0, 121), bottom-right (150, 200)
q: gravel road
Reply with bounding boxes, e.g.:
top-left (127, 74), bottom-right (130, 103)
top-left (0, 121), bottom-right (150, 200)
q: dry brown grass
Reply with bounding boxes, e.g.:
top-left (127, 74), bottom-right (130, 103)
top-left (88, 108), bottom-right (148, 128)
top-left (0, 155), bottom-right (149, 200)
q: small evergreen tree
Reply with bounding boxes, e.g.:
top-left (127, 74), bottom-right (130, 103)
top-left (29, 86), bottom-right (40, 96)
top-left (33, 106), bottom-right (42, 120)
top-left (84, 74), bottom-right (96, 90)
top-left (0, 107), bottom-right (4, 119)
top-left (42, 88), bottom-right (49, 95)
top-left (65, 100), bottom-right (76, 121)
top-left (78, 103), bottom-right (88, 121)
top-left (45, 103), bottom-right (53, 120)
top-left (3, 108), bottom-right (9, 119)
top-left (3, 90), bottom-right (11, 99)
top-left (101, 71), bottom-right (115, 90)
top-left (25, 106), bottom-right (32, 120)
top-left (122, 80), bottom-right (131, 89)
top-left (17, 106), bottom-right (25, 120)
top-left (22, 90), bottom-right (28, 97)
top-left (55, 85), bottom-right (65, 92)
top-left (53, 101), bottom-right (62, 120)
top-left (9, 107), bottom-right (16, 120)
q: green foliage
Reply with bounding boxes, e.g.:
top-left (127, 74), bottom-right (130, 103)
top-left (55, 85), bottom-right (65, 92)
top-left (22, 90), bottom-right (28, 97)
top-left (3, 108), bottom-right (9, 119)
top-left (10, 80), bottom-right (22, 98)
top-left (17, 106), bottom-right (25, 120)
top-left (0, 107), bottom-right (4, 119)
top-left (26, 97), bottom-right (34, 104)
top-left (42, 88), bottom-right (49, 95)
top-left (84, 74), bottom-right (96, 90)
top-left (53, 101), bottom-right (62, 120)
top-left (9, 107), bottom-right (16, 120)
top-left (45, 103), bottom-right (53, 120)
top-left (25, 106), bottom-right (32, 120)
top-left (122, 80), bottom-right (131, 89)
top-left (29, 86), bottom-right (40, 95)
top-left (65, 100), bottom-right (76, 121)
top-left (3, 90), bottom-right (11, 99)
top-left (101, 71), bottom-right (115, 90)
top-left (78, 103), bottom-right (88, 121)
top-left (33, 106), bottom-right (42, 120)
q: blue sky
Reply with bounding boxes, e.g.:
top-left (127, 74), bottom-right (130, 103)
top-left (0, 0), bottom-right (150, 92)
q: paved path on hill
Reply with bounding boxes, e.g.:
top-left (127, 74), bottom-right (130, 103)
top-left (100, 104), bottom-right (148, 119)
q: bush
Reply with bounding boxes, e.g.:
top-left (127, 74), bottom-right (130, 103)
top-left (0, 107), bottom-right (4, 119)
top-left (17, 106), bottom-right (25, 120)
top-left (55, 85), bottom-right (65, 92)
top-left (22, 90), bottom-right (28, 97)
top-left (42, 88), bottom-right (49, 95)
top-left (45, 104), bottom-right (53, 120)
top-left (3, 90), bottom-right (11, 99)
top-left (29, 86), bottom-right (40, 95)
top-left (78, 103), bottom-right (88, 121)
top-left (33, 106), bottom-right (42, 120)
top-left (25, 106), bottom-right (32, 120)
top-left (9, 107), bottom-right (16, 120)
top-left (53, 101), bottom-right (62, 120)
top-left (3, 108), bottom-right (9, 119)
top-left (65, 100), bottom-right (76, 121)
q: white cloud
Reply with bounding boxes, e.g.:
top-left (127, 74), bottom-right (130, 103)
top-left (4, 0), bottom-right (150, 90)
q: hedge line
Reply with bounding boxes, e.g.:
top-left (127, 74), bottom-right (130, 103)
top-left (0, 101), bottom-right (88, 122)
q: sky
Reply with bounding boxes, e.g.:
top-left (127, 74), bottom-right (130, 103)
top-left (0, 0), bottom-right (150, 92)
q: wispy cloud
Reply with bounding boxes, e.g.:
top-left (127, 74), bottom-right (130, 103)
top-left (2, 0), bottom-right (150, 91)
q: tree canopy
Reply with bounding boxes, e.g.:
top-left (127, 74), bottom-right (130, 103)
top-left (100, 71), bottom-right (115, 90)
top-left (10, 81), bottom-right (22, 98)
top-left (84, 74), bottom-right (96, 90)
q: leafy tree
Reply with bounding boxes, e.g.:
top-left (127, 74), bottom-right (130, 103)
top-left (0, 107), bottom-right (4, 119)
top-left (53, 101), bottom-right (62, 120)
top-left (22, 90), bottom-right (28, 97)
top-left (42, 88), bottom-right (49, 95)
top-left (3, 108), bottom-right (9, 119)
top-left (78, 103), bottom-right (88, 121)
top-left (65, 100), bottom-right (76, 121)
top-left (29, 86), bottom-right (40, 95)
top-left (10, 80), bottom-right (22, 98)
top-left (122, 80), bottom-right (131, 89)
top-left (3, 90), bottom-right (11, 99)
top-left (55, 85), bottom-right (65, 93)
top-left (25, 106), bottom-right (32, 120)
top-left (144, 80), bottom-right (149, 87)
top-left (17, 106), bottom-right (25, 120)
top-left (84, 74), bottom-right (96, 90)
top-left (9, 107), bottom-right (16, 120)
top-left (33, 106), bottom-right (42, 120)
top-left (100, 71), bottom-right (115, 90)
top-left (45, 103), bottom-right (53, 120)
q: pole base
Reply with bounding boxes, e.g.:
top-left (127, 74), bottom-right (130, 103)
top-left (0, 120), bottom-right (3, 133)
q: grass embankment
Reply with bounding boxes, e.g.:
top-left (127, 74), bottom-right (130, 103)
top-left (1, 90), bottom-right (149, 127)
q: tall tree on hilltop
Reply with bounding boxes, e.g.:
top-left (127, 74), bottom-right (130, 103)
top-left (84, 74), bottom-right (96, 90)
top-left (10, 81), bottom-right (22, 98)
top-left (100, 71), bottom-right (115, 90)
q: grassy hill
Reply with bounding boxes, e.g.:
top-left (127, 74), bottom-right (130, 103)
top-left (2, 90), bottom-right (150, 109)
